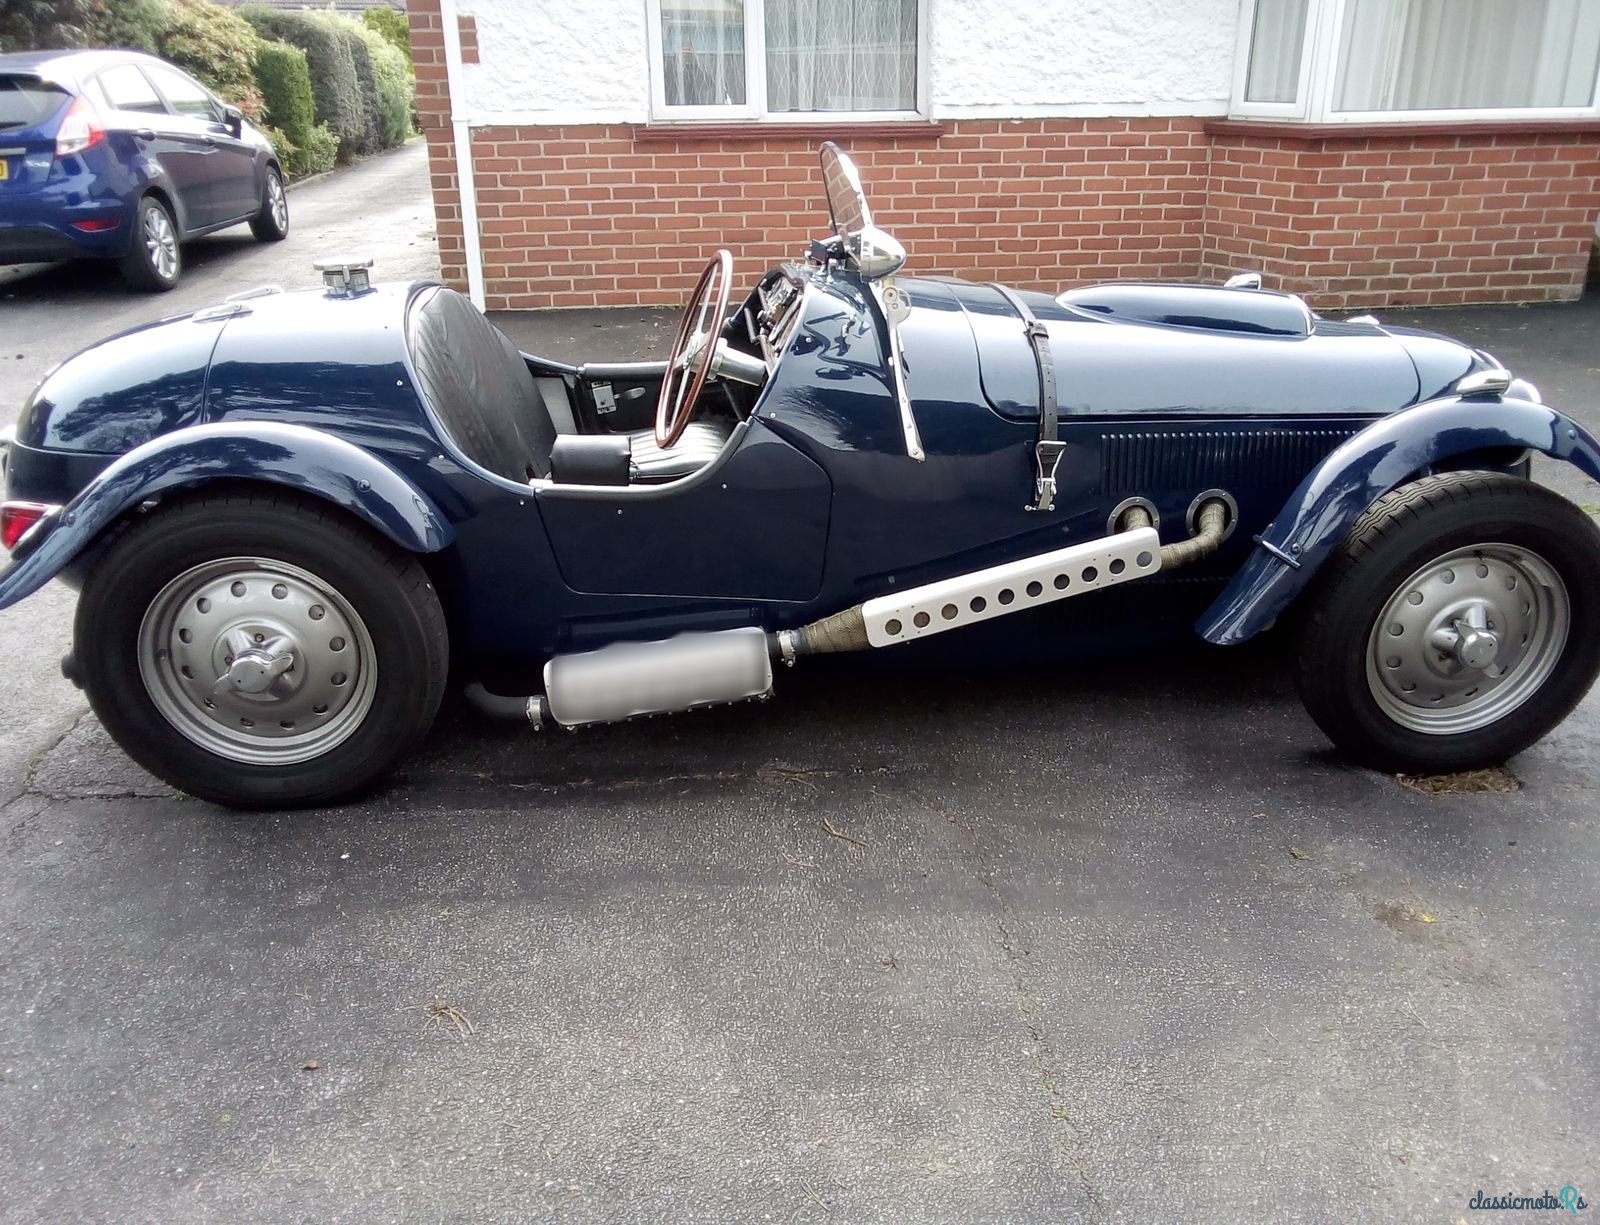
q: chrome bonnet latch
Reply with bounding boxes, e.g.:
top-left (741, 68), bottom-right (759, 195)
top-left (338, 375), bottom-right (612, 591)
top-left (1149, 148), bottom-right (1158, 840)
top-left (1032, 437), bottom-right (1067, 514)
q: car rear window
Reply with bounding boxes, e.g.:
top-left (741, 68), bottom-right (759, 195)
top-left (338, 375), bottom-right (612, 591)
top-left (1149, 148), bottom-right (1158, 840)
top-left (0, 76), bottom-right (68, 130)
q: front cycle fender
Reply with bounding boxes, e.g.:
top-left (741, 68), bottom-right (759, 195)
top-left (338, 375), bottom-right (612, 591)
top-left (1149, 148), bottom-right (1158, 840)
top-left (1198, 397), bottom-right (1600, 645)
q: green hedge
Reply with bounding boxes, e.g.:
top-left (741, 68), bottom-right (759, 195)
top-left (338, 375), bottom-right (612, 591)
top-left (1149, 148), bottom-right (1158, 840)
top-left (329, 16), bottom-right (382, 156)
top-left (0, 1), bottom-right (96, 52)
top-left (89, 0), bottom-right (170, 54)
top-left (240, 6), bottom-right (365, 163)
top-left (357, 24), bottom-right (413, 147)
top-left (261, 120), bottom-right (338, 180)
top-left (313, 13), bottom-right (412, 156)
top-left (362, 5), bottom-right (411, 68)
top-left (254, 38), bottom-right (313, 136)
top-left (254, 38), bottom-right (338, 178)
top-left (157, 0), bottom-right (263, 121)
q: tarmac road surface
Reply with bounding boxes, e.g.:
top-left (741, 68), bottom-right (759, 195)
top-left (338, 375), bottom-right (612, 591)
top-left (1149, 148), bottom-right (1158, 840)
top-left (1, 162), bottom-right (1598, 1219)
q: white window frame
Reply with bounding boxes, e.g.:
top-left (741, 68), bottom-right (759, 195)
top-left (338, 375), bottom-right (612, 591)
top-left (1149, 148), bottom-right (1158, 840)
top-left (1230, 0), bottom-right (1600, 123)
top-left (645, 0), bottom-right (930, 123)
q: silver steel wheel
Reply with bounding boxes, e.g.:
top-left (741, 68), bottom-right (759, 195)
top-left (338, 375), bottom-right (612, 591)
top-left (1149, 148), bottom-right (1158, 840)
top-left (267, 173), bottom-right (287, 231)
top-left (144, 205), bottom-right (177, 281)
top-left (1365, 544), bottom-right (1569, 735)
top-left (138, 558), bottom-right (378, 765)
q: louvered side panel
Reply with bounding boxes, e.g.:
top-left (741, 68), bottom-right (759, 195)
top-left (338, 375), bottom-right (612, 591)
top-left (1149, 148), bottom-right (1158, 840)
top-left (1100, 428), bottom-right (1359, 494)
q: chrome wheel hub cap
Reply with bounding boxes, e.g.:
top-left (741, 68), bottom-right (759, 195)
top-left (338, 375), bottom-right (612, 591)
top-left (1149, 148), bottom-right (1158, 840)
top-left (1365, 544), bottom-right (1568, 735)
top-left (139, 559), bottom-right (376, 765)
top-left (144, 208), bottom-right (176, 279)
top-left (269, 176), bottom-right (287, 229)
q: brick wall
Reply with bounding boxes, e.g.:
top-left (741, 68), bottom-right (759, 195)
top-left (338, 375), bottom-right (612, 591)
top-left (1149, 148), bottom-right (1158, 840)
top-left (408, 0), bottom-right (468, 288)
top-left (410, 0), bottom-right (1600, 311)
top-left (1203, 122), bottom-right (1600, 310)
top-left (465, 119), bottom-right (1209, 310)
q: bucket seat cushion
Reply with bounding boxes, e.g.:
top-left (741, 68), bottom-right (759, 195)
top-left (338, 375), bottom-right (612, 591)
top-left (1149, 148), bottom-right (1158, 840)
top-left (627, 421), bottom-right (730, 483)
top-left (408, 284), bottom-right (556, 481)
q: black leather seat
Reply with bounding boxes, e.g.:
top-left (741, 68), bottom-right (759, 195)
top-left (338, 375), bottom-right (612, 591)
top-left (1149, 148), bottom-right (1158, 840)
top-left (409, 284), bottom-right (557, 481)
top-left (627, 422), bottom-right (731, 482)
top-left (407, 284), bottom-right (730, 485)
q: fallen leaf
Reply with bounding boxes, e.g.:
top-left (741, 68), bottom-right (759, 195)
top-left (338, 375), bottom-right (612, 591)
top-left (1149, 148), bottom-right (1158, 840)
top-left (1396, 767), bottom-right (1519, 795)
top-left (301, 1060), bottom-right (321, 1072)
top-left (1288, 846), bottom-right (1309, 860)
top-left (1419, 913), bottom-right (1436, 923)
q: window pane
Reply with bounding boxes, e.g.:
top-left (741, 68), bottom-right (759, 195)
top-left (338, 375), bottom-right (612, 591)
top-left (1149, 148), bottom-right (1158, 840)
top-left (766, 0), bottom-right (917, 113)
top-left (0, 77), bottom-right (68, 128)
top-left (1245, 0), bottom-right (1310, 103)
top-left (661, 0), bottom-right (747, 107)
top-left (146, 64), bottom-right (219, 119)
top-left (97, 65), bottom-right (166, 114)
top-left (1336, 0), bottom-right (1600, 111)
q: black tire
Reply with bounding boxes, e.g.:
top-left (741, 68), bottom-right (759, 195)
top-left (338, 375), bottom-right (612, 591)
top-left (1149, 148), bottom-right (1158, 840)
top-left (119, 194), bottom-right (181, 291)
top-left (249, 165), bottom-right (289, 242)
top-left (1295, 471), bottom-right (1600, 773)
top-left (74, 490), bottom-right (448, 808)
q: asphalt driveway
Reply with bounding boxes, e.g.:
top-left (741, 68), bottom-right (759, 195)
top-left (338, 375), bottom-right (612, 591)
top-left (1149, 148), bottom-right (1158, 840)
top-left (1, 201), bottom-right (1598, 1220)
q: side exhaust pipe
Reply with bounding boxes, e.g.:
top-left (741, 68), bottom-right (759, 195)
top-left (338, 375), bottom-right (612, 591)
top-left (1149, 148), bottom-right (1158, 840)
top-left (781, 522), bottom-right (1161, 658)
top-left (466, 501), bottom-right (1230, 727)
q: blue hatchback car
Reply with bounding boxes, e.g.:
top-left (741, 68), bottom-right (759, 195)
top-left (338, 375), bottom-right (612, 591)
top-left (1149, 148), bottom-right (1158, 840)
top-left (0, 49), bottom-right (287, 290)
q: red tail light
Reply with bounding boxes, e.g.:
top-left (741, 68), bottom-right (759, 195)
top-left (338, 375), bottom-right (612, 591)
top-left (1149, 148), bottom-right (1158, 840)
top-left (55, 94), bottom-right (106, 158)
top-left (69, 217), bottom-right (119, 232)
top-left (1, 502), bottom-right (56, 551)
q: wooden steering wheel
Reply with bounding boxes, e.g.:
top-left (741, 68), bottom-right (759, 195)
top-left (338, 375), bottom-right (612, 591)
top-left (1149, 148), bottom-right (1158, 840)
top-left (656, 249), bottom-right (734, 448)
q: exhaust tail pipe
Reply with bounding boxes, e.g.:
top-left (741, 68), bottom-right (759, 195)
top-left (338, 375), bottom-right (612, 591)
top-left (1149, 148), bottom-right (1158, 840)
top-left (462, 683), bottom-right (545, 724)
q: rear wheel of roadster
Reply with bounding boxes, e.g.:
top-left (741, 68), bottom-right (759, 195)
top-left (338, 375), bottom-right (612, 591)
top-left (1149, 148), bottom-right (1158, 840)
top-left (1296, 472), bottom-right (1600, 774)
top-left (75, 490), bottom-right (448, 808)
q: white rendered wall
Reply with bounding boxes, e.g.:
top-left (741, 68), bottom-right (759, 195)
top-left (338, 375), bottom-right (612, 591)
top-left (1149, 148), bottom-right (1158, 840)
top-left (456, 1), bottom-right (652, 124)
top-left (453, 0), bottom-right (1239, 124)
top-left (931, 0), bottom-right (1238, 116)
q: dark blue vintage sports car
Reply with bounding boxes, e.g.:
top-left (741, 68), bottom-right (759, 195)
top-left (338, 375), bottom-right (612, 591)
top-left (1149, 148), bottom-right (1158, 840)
top-left (3, 144), bottom-right (1599, 808)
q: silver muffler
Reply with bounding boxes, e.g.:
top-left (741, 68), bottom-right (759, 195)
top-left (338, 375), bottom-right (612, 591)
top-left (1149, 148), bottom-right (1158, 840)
top-left (542, 626), bottom-right (772, 728)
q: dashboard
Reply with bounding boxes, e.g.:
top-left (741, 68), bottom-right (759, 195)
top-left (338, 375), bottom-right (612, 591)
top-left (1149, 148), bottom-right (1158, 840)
top-left (744, 266), bottom-right (810, 368)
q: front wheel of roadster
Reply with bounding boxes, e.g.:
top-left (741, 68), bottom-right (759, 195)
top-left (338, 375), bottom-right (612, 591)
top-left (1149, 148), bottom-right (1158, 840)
top-left (75, 491), bottom-right (448, 808)
top-left (1295, 472), bottom-right (1600, 774)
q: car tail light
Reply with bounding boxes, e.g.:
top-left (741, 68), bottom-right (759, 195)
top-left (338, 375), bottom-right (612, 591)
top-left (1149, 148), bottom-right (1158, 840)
top-left (69, 217), bottom-right (119, 232)
top-left (1, 502), bottom-right (57, 551)
top-left (54, 95), bottom-right (106, 158)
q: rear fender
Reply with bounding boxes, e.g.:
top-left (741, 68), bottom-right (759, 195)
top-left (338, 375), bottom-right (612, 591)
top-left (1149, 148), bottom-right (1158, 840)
top-left (0, 422), bottom-right (453, 611)
top-left (1198, 396), bottom-right (1600, 644)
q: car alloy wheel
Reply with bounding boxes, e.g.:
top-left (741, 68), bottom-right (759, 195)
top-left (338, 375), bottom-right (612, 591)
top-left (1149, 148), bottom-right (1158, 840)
top-left (268, 173), bottom-right (288, 232)
top-left (144, 204), bottom-right (178, 282)
top-left (1364, 544), bottom-right (1569, 735)
top-left (137, 557), bottom-right (378, 766)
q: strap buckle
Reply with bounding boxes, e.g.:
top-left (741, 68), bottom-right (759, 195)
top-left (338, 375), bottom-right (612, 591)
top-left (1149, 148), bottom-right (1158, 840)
top-left (1029, 439), bottom-right (1067, 512)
